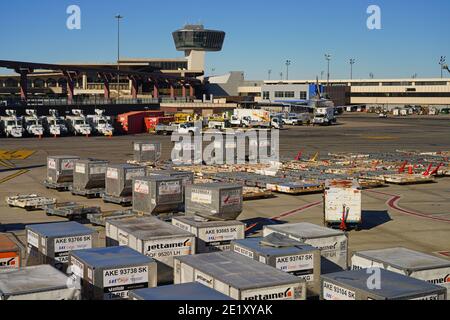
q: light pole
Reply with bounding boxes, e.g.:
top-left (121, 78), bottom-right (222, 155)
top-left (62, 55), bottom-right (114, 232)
top-left (320, 71), bottom-right (324, 80)
top-left (349, 58), bottom-right (355, 80)
top-left (280, 72), bottom-right (283, 80)
top-left (115, 14), bottom-right (123, 99)
top-left (325, 54), bottom-right (331, 86)
top-left (285, 60), bottom-right (291, 80)
top-left (439, 56), bottom-right (446, 78)
top-left (268, 69), bottom-right (272, 80)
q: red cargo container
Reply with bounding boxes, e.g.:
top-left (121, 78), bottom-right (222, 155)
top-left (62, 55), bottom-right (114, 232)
top-left (144, 116), bottom-right (174, 132)
top-left (0, 234), bottom-right (20, 269)
top-left (117, 111), bottom-right (165, 134)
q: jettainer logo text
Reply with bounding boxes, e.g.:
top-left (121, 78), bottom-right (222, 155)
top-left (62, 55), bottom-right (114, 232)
top-left (244, 287), bottom-right (294, 300)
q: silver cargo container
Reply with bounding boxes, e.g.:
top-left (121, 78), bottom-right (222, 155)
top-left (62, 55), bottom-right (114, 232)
top-left (174, 251), bottom-right (306, 300)
top-left (105, 216), bottom-right (195, 284)
top-left (133, 141), bottom-right (161, 163)
top-left (321, 268), bottom-right (447, 300)
top-left (46, 155), bottom-right (80, 184)
top-left (69, 246), bottom-right (157, 300)
top-left (26, 221), bottom-right (97, 271)
top-left (105, 164), bottom-right (146, 198)
top-left (351, 247), bottom-right (450, 299)
top-left (263, 222), bottom-right (348, 273)
top-left (73, 159), bottom-right (109, 191)
top-left (230, 233), bottom-right (321, 297)
top-left (147, 169), bottom-right (194, 203)
top-left (132, 176), bottom-right (184, 215)
top-left (0, 265), bottom-right (81, 300)
top-left (185, 183), bottom-right (243, 220)
top-left (129, 282), bottom-right (233, 300)
top-left (172, 216), bottom-right (245, 253)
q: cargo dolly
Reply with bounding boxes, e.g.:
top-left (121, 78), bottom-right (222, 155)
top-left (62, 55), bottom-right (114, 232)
top-left (44, 202), bottom-right (101, 220)
top-left (43, 179), bottom-right (72, 192)
top-left (70, 187), bottom-right (105, 199)
top-left (102, 194), bottom-right (132, 207)
top-left (6, 194), bottom-right (57, 211)
top-left (87, 211), bottom-right (136, 227)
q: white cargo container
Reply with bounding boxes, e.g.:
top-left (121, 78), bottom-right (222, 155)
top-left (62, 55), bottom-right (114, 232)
top-left (174, 251), bottom-right (306, 300)
top-left (351, 247), bottom-right (450, 299)
top-left (129, 283), bottom-right (233, 300)
top-left (69, 246), bottom-right (157, 300)
top-left (0, 265), bottom-right (81, 300)
top-left (105, 216), bottom-right (195, 284)
top-left (172, 216), bottom-right (245, 253)
top-left (263, 222), bottom-right (348, 273)
top-left (230, 233), bottom-right (321, 297)
top-left (26, 221), bottom-right (97, 271)
top-left (324, 180), bottom-right (362, 229)
top-left (321, 268), bottom-right (447, 300)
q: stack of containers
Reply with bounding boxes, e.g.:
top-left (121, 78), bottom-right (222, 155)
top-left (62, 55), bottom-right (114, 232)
top-left (105, 216), bottom-right (195, 284)
top-left (132, 176), bottom-right (184, 215)
top-left (69, 246), bottom-right (157, 300)
top-left (263, 222), bottom-right (348, 273)
top-left (133, 141), bottom-right (162, 163)
top-left (72, 159), bottom-right (109, 196)
top-left (351, 247), bottom-right (450, 299)
top-left (172, 216), bottom-right (245, 253)
top-left (0, 234), bottom-right (20, 269)
top-left (103, 164), bottom-right (146, 204)
top-left (0, 265), bottom-right (81, 300)
top-left (230, 233), bottom-right (321, 298)
top-left (26, 221), bottom-right (97, 271)
top-left (321, 269), bottom-right (447, 300)
top-left (44, 155), bottom-right (80, 189)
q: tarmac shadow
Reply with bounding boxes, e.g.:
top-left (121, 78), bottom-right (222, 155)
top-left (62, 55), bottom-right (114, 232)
top-left (359, 210), bottom-right (392, 230)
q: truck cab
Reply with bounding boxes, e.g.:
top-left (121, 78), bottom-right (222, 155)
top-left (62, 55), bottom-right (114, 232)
top-left (313, 107), bottom-right (337, 126)
top-left (0, 110), bottom-right (24, 138)
top-left (23, 109), bottom-right (44, 137)
top-left (66, 110), bottom-right (92, 136)
top-left (87, 109), bottom-right (114, 136)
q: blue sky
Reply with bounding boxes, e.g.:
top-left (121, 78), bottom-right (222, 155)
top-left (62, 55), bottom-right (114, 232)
top-left (0, 0), bottom-right (448, 80)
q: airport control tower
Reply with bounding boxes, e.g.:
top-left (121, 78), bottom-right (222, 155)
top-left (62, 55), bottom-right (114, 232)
top-left (173, 25), bottom-right (225, 73)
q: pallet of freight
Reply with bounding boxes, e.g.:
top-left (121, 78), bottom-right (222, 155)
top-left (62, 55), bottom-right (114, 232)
top-left (6, 194), bottom-right (56, 211)
top-left (44, 202), bottom-right (101, 220)
top-left (383, 174), bottom-right (435, 185)
top-left (266, 182), bottom-right (324, 195)
top-left (357, 179), bottom-right (384, 189)
top-left (243, 187), bottom-right (273, 200)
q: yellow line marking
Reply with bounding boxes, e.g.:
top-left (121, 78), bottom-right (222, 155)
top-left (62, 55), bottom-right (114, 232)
top-left (0, 159), bottom-right (15, 168)
top-left (0, 169), bottom-right (29, 184)
top-left (0, 150), bottom-right (35, 160)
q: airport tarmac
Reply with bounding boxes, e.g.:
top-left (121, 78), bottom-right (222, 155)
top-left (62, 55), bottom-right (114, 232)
top-left (1, 113), bottom-right (449, 262)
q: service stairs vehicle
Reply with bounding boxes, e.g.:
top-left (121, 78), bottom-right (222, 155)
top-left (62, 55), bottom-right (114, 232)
top-left (22, 109), bottom-right (44, 137)
top-left (42, 110), bottom-right (68, 136)
top-left (87, 109), bottom-right (114, 136)
top-left (65, 110), bottom-right (92, 136)
top-left (0, 110), bottom-right (24, 138)
top-left (6, 194), bottom-right (57, 211)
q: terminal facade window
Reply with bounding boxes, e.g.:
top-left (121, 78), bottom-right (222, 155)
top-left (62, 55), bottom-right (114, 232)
top-left (300, 91), bottom-right (307, 99)
top-left (263, 91), bottom-right (270, 100)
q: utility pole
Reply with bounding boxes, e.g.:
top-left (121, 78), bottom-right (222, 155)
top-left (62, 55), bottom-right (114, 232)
top-left (268, 69), bottom-right (272, 80)
top-left (285, 60), bottom-right (291, 80)
top-left (349, 58), bottom-right (355, 80)
top-left (115, 14), bottom-right (123, 100)
top-left (280, 72), bottom-right (283, 80)
top-left (325, 54), bottom-right (331, 86)
top-left (439, 56), bottom-right (446, 79)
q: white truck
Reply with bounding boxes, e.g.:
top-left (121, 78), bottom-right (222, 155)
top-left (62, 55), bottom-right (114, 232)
top-left (231, 109), bottom-right (282, 129)
top-left (65, 109), bottom-right (92, 136)
top-left (155, 122), bottom-right (200, 135)
top-left (42, 109), bottom-right (69, 136)
top-left (0, 110), bottom-right (24, 138)
top-left (23, 109), bottom-right (44, 137)
top-left (313, 107), bottom-right (336, 126)
top-left (323, 179), bottom-right (362, 231)
top-left (87, 109), bottom-right (114, 136)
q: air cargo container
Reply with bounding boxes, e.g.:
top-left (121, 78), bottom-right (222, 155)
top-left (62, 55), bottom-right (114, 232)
top-left (69, 246), bottom-right (157, 300)
top-left (0, 265), bottom-right (81, 300)
top-left (72, 159), bottom-right (109, 197)
top-left (321, 269), bottom-right (447, 300)
top-left (44, 155), bottom-right (80, 190)
top-left (185, 183), bottom-right (243, 221)
top-left (103, 164), bottom-right (146, 205)
top-left (263, 222), bottom-right (348, 273)
top-left (105, 216), bottom-right (195, 284)
top-left (174, 251), bottom-right (307, 300)
top-left (132, 176), bottom-right (184, 215)
top-left (230, 233), bottom-right (321, 297)
top-left (129, 282), bottom-right (233, 300)
top-left (324, 180), bottom-right (362, 230)
top-left (26, 221), bottom-right (97, 271)
top-left (133, 141), bottom-right (162, 163)
top-left (117, 111), bottom-right (165, 135)
top-left (172, 216), bottom-right (245, 253)
top-left (351, 247), bottom-right (450, 299)
top-left (0, 234), bottom-right (20, 269)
